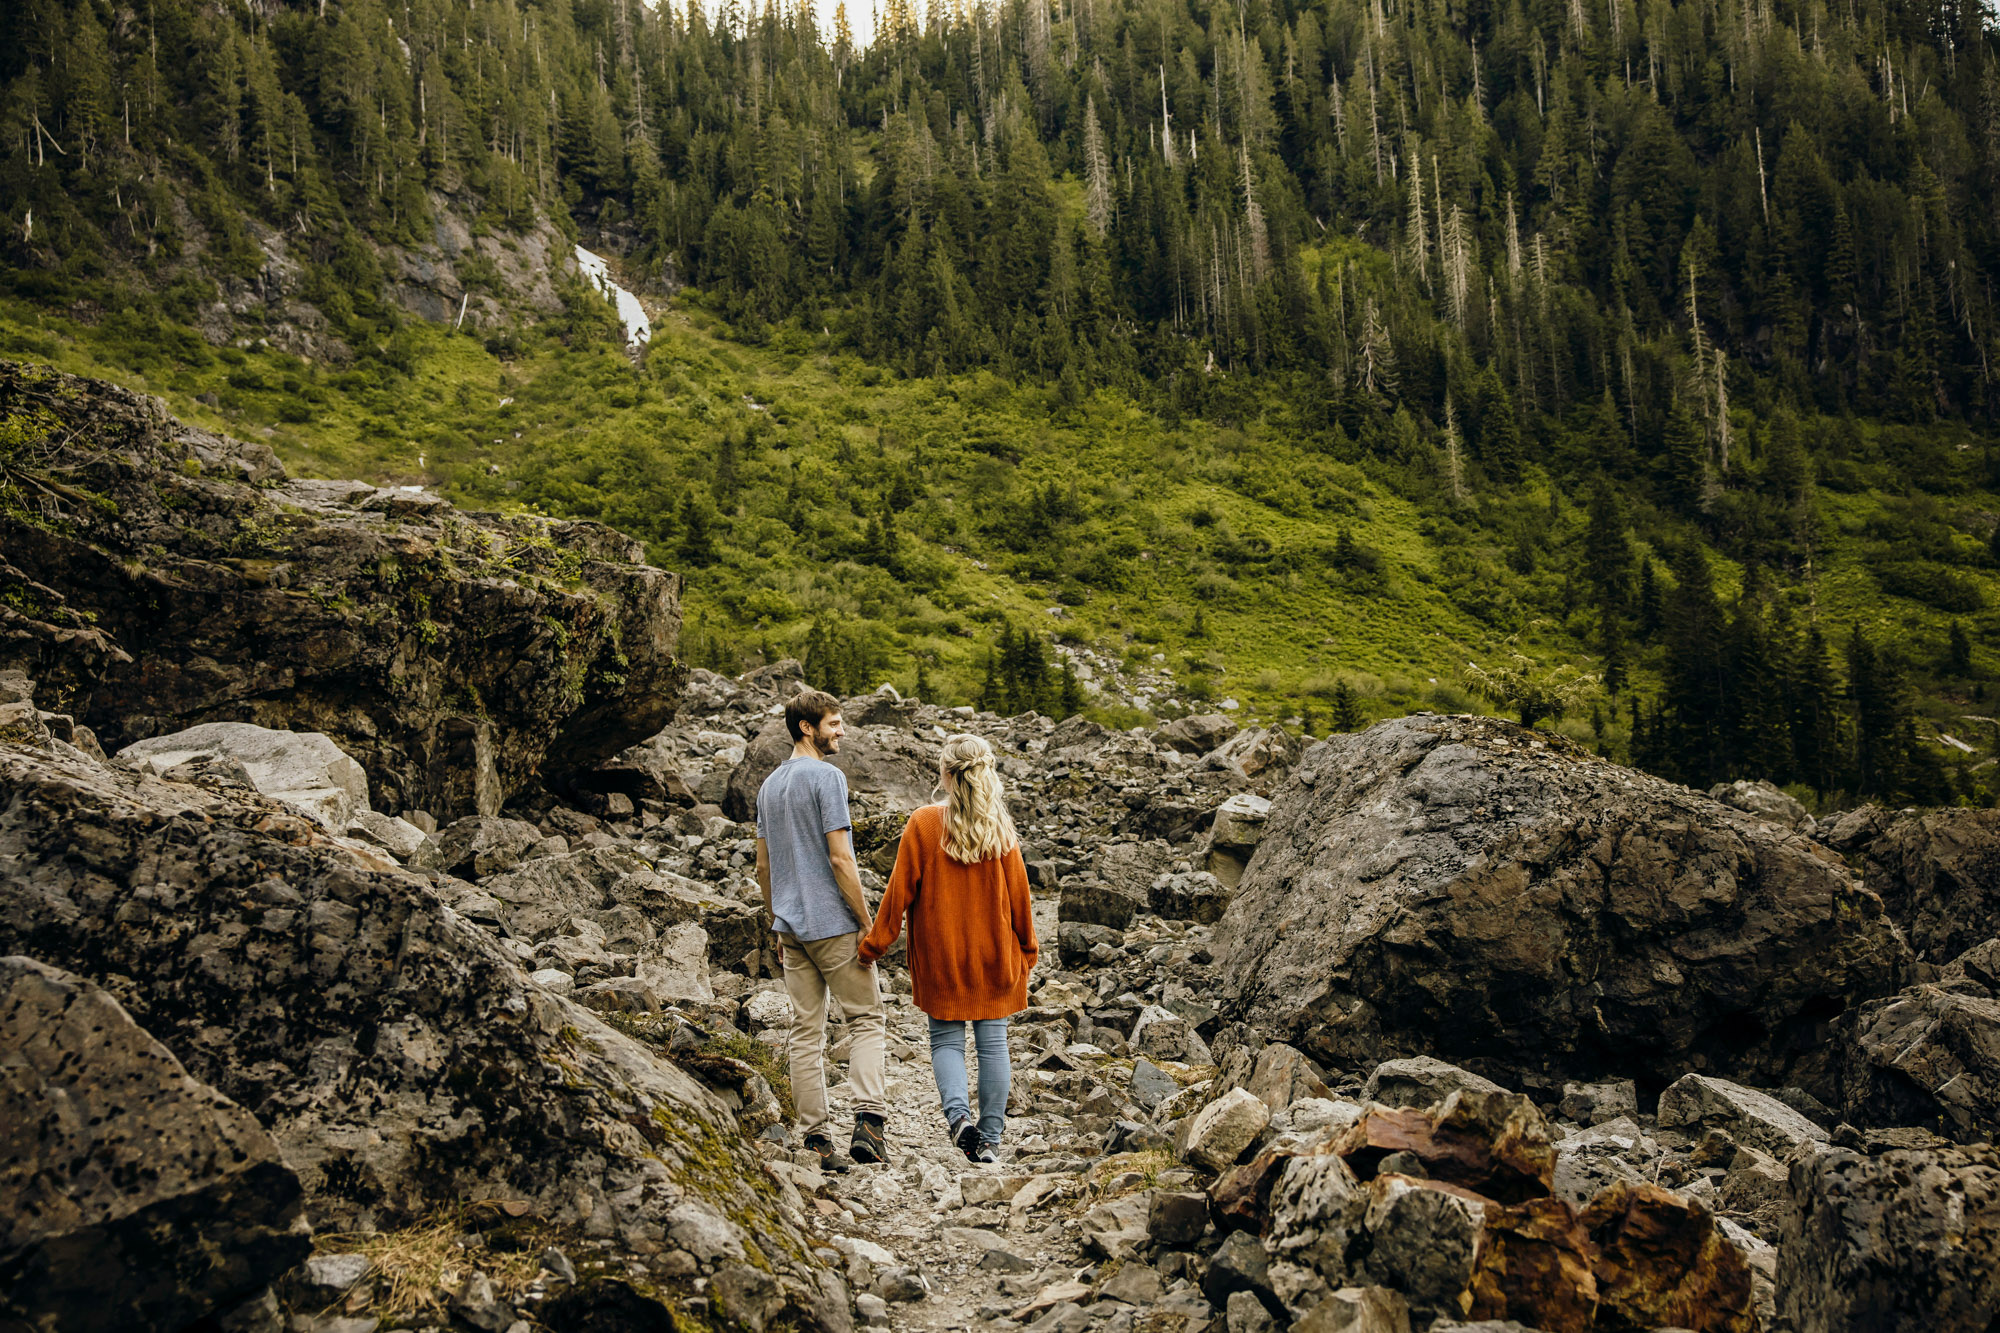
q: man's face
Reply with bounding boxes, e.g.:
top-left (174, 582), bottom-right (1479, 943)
top-left (808, 711), bottom-right (844, 754)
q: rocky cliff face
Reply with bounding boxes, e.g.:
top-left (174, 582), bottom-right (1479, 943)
top-left (1212, 715), bottom-right (1912, 1092)
top-left (0, 360), bottom-right (683, 819)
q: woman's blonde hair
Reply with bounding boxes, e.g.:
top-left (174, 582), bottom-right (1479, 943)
top-left (938, 733), bottom-right (1018, 864)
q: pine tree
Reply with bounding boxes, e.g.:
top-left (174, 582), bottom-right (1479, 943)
top-left (1582, 480), bottom-right (1632, 613)
top-left (1660, 545), bottom-right (1728, 785)
top-left (1330, 679), bottom-right (1363, 732)
top-left (1057, 659), bottom-right (1085, 718)
top-left (1949, 622), bottom-right (1974, 677)
top-left (677, 491), bottom-right (717, 565)
top-left (1789, 624), bottom-right (1844, 797)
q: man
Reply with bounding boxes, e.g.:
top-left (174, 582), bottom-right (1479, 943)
top-left (755, 687), bottom-right (889, 1167)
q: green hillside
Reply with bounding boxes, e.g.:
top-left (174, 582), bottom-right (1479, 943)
top-left (2, 0), bottom-right (1997, 807)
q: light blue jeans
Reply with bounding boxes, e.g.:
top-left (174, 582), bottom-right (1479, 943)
top-left (928, 1016), bottom-right (1012, 1148)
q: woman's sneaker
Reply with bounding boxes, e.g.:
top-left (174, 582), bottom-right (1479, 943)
top-left (973, 1144), bottom-right (999, 1164)
top-left (951, 1117), bottom-right (980, 1162)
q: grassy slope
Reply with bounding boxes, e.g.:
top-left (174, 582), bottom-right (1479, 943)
top-left (3, 279), bottom-right (1997, 767)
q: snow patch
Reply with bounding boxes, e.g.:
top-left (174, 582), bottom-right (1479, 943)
top-left (574, 245), bottom-right (653, 348)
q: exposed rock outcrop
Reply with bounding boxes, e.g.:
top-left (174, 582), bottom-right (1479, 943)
top-left (1214, 715), bottom-right (1911, 1091)
top-left (0, 729), bottom-right (838, 1325)
top-left (1, 955), bottom-right (310, 1331)
top-left (0, 360), bottom-right (683, 819)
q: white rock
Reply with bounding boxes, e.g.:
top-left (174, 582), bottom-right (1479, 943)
top-left (347, 810), bottom-right (429, 859)
top-left (530, 969), bottom-right (575, 995)
top-left (743, 988), bottom-right (793, 1032)
top-left (118, 722), bottom-right (370, 830)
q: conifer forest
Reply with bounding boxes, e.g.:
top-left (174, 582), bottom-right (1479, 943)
top-left (2, 0), bottom-right (1997, 808)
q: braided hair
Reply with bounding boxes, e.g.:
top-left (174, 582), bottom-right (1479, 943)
top-left (938, 733), bottom-right (1018, 864)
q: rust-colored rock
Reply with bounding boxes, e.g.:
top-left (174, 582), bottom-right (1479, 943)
top-left (1211, 1149), bottom-right (1298, 1235)
top-left (1580, 1181), bottom-right (1754, 1333)
top-left (1466, 1196), bottom-right (1599, 1333)
top-left (1336, 1091), bottom-right (1555, 1204)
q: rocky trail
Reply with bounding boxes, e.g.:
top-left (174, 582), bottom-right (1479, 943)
top-left (6, 364), bottom-right (2000, 1333)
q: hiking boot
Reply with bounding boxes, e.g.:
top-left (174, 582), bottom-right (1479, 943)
top-left (973, 1144), bottom-right (999, 1164)
top-left (950, 1116), bottom-right (980, 1163)
top-left (803, 1133), bottom-right (853, 1173)
top-left (851, 1113), bottom-right (888, 1165)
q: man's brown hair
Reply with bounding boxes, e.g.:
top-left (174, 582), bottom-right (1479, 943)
top-left (785, 688), bottom-right (842, 742)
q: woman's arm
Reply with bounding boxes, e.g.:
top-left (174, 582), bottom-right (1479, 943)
top-left (1004, 846), bottom-right (1038, 969)
top-left (858, 814), bottom-right (922, 965)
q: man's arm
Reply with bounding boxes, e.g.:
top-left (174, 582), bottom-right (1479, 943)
top-left (755, 839), bottom-right (773, 922)
top-left (824, 829), bottom-right (871, 945)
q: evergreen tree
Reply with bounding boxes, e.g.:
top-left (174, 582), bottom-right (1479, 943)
top-left (1330, 679), bottom-right (1363, 733)
top-left (1948, 622), bottom-right (1974, 677)
top-left (1789, 624), bottom-right (1845, 798)
top-left (1057, 659), bottom-right (1085, 719)
top-left (1660, 546), bottom-right (1728, 785)
top-left (677, 491), bottom-right (717, 565)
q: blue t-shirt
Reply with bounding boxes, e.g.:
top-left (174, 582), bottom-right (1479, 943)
top-left (756, 756), bottom-right (859, 941)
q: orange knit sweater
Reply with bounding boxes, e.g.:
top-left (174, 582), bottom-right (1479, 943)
top-left (858, 804), bottom-right (1039, 1021)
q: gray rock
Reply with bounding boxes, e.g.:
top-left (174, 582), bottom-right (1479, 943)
top-left (1831, 982), bottom-right (2000, 1144)
top-left (577, 976), bottom-right (662, 1014)
top-left (1210, 728), bottom-right (1296, 781)
top-left (854, 1293), bottom-right (891, 1326)
top-left (540, 1246), bottom-right (577, 1284)
top-left (1059, 878), bottom-right (1145, 931)
top-left (1215, 715), bottom-right (1910, 1087)
top-left (1853, 808), bottom-right (2000, 964)
top-left (1148, 869), bottom-right (1233, 924)
top-left (1657, 1073), bottom-right (1830, 1156)
top-left (979, 1248), bottom-right (1038, 1274)
top-left (1226, 1289), bottom-right (1275, 1333)
top-left (1550, 1119), bottom-right (1652, 1208)
top-left (300, 1253), bottom-right (373, 1298)
top-left (1131, 1058), bottom-right (1181, 1112)
top-left (1557, 1078), bottom-right (1638, 1126)
top-left (418, 815), bottom-right (544, 880)
top-left (1132, 1005), bottom-right (1199, 1063)
top-left (1356, 1175), bottom-right (1484, 1321)
top-left (1294, 1287), bottom-right (1412, 1333)
top-left (1148, 1192), bottom-right (1211, 1247)
top-left (347, 810), bottom-right (429, 860)
top-left (529, 968), bottom-right (576, 995)
top-left (118, 722), bottom-right (370, 830)
top-left (667, 1200), bottom-right (749, 1264)
top-left (1183, 1088), bottom-right (1272, 1172)
top-left (1361, 1057), bottom-right (1507, 1109)
top-left (715, 1262), bottom-right (790, 1329)
top-left (1100, 1262), bottom-right (1162, 1305)
top-left (1779, 1140), bottom-right (2000, 1331)
top-left (0, 956), bottom-right (310, 1332)
top-left (1267, 1153), bottom-right (1367, 1286)
top-left (1709, 779), bottom-right (1815, 832)
top-left (1203, 1230), bottom-right (1276, 1313)
top-left (1156, 714), bottom-right (1239, 756)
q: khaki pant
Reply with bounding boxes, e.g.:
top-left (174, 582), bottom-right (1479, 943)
top-left (778, 930), bottom-right (887, 1137)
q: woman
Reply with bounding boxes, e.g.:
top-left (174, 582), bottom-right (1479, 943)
top-left (859, 733), bottom-right (1038, 1163)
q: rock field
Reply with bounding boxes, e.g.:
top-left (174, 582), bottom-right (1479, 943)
top-left (4, 369), bottom-right (2000, 1333)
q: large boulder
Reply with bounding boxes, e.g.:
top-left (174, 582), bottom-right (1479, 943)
top-left (1, 956), bottom-right (310, 1331)
top-left (1213, 716), bottom-right (1911, 1089)
top-left (1849, 808), bottom-right (2000, 964)
top-left (1778, 1138), bottom-right (2000, 1332)
top-left (116, 721), bottom-right (371, 830)
top-left (0, 361), bottom-right (683, 820)
top-left (0, 731), bottom-right (840, 1324)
